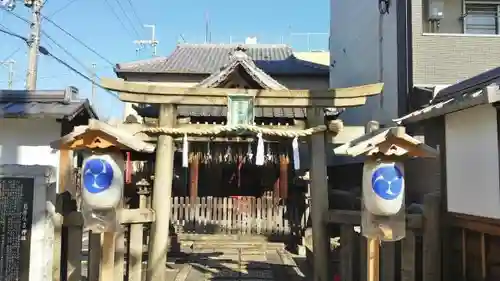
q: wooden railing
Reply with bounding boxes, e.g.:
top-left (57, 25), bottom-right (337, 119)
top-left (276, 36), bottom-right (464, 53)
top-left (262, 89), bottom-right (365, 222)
top-left (170, 196), bottom-right (307, 236)
top-left (53, 208), bottom-right (154, 281)
top-left (54, 195), bottom-right (307, 281)
top-left (321, 193), bottom-right (442, 281)
top-left (447, 212), bottom-right (500, 281)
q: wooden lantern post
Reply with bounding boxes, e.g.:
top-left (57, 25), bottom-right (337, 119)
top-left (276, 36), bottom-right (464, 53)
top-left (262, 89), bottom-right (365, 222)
top-left (334, 123), bottom-right (439, 281)
top-left (100, 77), bottom-right (384, 281)
top-left (50, 119), bottom-right (156, 281)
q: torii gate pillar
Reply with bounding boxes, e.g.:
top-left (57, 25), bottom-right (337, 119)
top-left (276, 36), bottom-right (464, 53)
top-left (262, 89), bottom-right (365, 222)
top-left (146, 104), bottom-right (176, 281)
top-left (308, 107), bottom-right (330, 281)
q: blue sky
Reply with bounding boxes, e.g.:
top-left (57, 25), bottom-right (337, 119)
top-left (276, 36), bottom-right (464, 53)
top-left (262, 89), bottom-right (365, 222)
top-left (0, 0), bottom-right (329, 119)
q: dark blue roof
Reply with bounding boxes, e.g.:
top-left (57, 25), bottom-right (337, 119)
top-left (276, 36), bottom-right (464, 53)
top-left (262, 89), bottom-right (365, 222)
top-left (115, 44), bottom-right (329, 76)
top-left (0, 89), bottom-right (97, 119)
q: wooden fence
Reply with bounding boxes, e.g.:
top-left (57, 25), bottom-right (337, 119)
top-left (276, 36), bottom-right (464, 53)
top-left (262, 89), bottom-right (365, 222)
top-left (447, 212), bottom-right (500, 281)
top-left (170, 196), bottom-right (307, 236)
top-left (53, 208), bottom-right (154, 281)
top-left (322, 193), bottom-right (442, 281)
top-left (53, 194), bottom-right (306, 281)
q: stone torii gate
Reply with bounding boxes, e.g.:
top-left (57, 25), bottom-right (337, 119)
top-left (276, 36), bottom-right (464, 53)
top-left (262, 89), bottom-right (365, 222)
top-left (101, 77), bottom-right (384, 281)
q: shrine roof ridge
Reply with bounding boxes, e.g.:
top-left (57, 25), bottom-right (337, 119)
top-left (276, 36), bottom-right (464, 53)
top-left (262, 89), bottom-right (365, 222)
top-left (114, 43), bottom-right (329, 76)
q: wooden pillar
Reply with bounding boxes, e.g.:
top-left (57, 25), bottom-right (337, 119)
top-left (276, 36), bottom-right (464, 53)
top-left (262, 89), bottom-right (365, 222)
top-left (307, 107), bottom-right (329, 281)
top-left (279, 155), bottom-right (288, 200)
top-left (365, 121), bottom-right (380, 281)
top-left (57, 148), bottom-right (72, 193)
top-left (146, 104), bottom-right (176, 281)
top-left (189, 153), bottom-right (199, 199)
top-left (367, 238), bottom-right (380, 281)
top-left (423, 193), bottom-right (441, 281)
top-left (100, 232), bottom-right (116, 280)
top-left (130, 181), bottom-right (150, 281)
top-left (274, 172), bottom-right (280, 200)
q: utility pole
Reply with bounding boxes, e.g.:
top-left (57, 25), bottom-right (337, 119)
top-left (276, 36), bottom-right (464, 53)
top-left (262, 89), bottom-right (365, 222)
top-left (1, 60), bottom-right (15, 89)
top-left (25, 0), bottom-right (42, 90)
top-left (91, 63), bottom-right (97, 104)
top-left (205, 12), bottom-right (209, 43)
top-left (133, 24), bottom-right (159, 57)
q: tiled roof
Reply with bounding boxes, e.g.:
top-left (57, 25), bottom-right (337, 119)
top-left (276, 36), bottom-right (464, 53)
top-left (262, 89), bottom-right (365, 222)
top-left (394, 84), bottom-right (500, 124)
top-left (0, 89), bottom-right (97, 119)
top-left (115, 44), bottom-right (329, 76)
top-left (432, 66), bottom-right (500, 104)
top-left (395, 67), bottom-right (500, 124)
top-left (135, 104), bottom-right (307, 119)
top-left (197, 49), bottom-right (287, 90)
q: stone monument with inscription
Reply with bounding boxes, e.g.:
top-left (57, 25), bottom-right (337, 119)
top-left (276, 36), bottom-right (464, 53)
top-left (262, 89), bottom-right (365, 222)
top-left (0, 165), bottom-right (56, 281)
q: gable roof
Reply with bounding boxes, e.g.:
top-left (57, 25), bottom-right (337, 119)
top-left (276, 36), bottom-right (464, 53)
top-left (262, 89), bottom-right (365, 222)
top-left (51, 119), bottom-right (155, 153)
top-left (334, 126), bottom-right (439, 158)
top-left (0, 88), bottom-right (98, 120)
top-left (432, 66), bottom-right (500, 104)
top-left (115, 43), bottom-right (329, 76)
top-left (197, 49), bottom-right (287, 90)
top-left (394, 67), bottom-right (500, 124)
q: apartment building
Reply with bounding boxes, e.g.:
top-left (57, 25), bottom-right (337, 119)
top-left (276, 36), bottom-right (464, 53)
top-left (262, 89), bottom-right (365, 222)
top-left (414, 0), bottom-right (500, 85)
top-left (330, 0), bottom-right (500, 199)
top-left (330, 0), bottom-right (500, 126)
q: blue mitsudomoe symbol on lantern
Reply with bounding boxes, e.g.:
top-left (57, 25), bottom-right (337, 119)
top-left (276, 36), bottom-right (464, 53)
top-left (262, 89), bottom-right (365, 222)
top-left (371, 164), bottom-right (403, 201)
top-left (83, 158), bottom-right (115, 194)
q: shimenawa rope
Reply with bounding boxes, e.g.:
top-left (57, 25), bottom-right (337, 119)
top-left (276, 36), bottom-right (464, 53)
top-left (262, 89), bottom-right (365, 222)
top-left (140, 124), bottom-right (327, 138)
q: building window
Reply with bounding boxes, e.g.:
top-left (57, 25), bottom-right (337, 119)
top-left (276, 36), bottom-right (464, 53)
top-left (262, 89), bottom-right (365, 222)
top-left (464, 2), bottom-right (500, 34)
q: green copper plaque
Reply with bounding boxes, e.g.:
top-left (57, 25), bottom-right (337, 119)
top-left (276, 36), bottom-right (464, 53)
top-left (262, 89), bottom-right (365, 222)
top-left (227, 94), bottom-right (254, 126)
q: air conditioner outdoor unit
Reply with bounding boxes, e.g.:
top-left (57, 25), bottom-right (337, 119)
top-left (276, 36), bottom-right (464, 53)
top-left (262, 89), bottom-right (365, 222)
top-left (428, 0), bottom-right (444, 21)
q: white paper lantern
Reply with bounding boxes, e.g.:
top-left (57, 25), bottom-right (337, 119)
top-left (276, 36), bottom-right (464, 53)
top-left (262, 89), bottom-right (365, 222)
top-left (363, 161), bottom-right (404, 216)
top-left (81, 152), bottom-right (124, 210)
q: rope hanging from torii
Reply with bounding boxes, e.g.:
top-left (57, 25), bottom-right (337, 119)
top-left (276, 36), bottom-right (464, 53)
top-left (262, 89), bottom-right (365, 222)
top-left (139, 124), bottom-right (327, 137)
top-left (140, 124), bottom-right (328, 170)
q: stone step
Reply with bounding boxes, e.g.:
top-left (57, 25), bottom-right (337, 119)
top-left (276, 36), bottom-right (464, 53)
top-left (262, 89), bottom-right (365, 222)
top-left (180, 240), bottom-right (285, 248)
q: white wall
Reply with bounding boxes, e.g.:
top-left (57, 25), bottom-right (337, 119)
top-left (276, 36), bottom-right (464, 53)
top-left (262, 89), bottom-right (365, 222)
top-left (0, 118), bottom-right (61, 168)
top-left (445, 105), bottom-right (500, 219)
top-left (329, 0), bottom-right (399, 125)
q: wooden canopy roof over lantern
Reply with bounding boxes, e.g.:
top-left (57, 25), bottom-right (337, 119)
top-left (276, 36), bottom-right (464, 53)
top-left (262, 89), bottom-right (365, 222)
top-left (334, 126), bottom-right (439, 159)
top-left (50, 118), bottom-right (155, 153)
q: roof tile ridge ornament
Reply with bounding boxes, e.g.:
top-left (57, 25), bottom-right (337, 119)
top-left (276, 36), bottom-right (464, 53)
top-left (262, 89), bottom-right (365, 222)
top-left (229, 45), bottom-right (250, 60)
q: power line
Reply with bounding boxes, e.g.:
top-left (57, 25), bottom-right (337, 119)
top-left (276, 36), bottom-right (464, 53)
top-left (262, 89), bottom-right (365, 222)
top-left (0, 26), bottom-right (119, 99)
top-left (0, 65), bottom-right (111, 84)
top-left (43, 31), bottom-right (95, 74)
top-left (44, 50), bottom-right (118, 99)
top-left (3, 8), bottom-right (29, 24)
top-left (41, 14), bottom-right (114, 66)
top-left (1, 47), bottom-right (21, 61)
top-left (4, 9), bottom-right (107, 73)
top-left (111, 0), bottom-right (140, 37)
top-left (0, 23), bottom-right (28, 41)
top-left (46, 0), bottom-right (81, 17)
top-left (102, 0), bottom-right (135, 38)
top-left (124, 0), bottom-right (143, 30)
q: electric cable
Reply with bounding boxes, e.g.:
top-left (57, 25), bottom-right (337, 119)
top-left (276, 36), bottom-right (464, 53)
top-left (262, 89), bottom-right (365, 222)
top-left (0, 26), bottom-right (119, 99)
top-left (102, 0), bottom-right (136, 38)
top-left (41, 14), bottom-right (115, 66)
top-left (46, 0), bottom-right (81, 17)
top-left (124, 0), bottom-right (143, 31)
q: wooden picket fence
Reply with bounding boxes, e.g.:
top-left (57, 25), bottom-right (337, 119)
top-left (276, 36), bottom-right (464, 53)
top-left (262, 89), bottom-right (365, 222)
top-left (170, 196), bottom-right (306, 236)
top-left (54, 195), bottom-right (306, 281)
